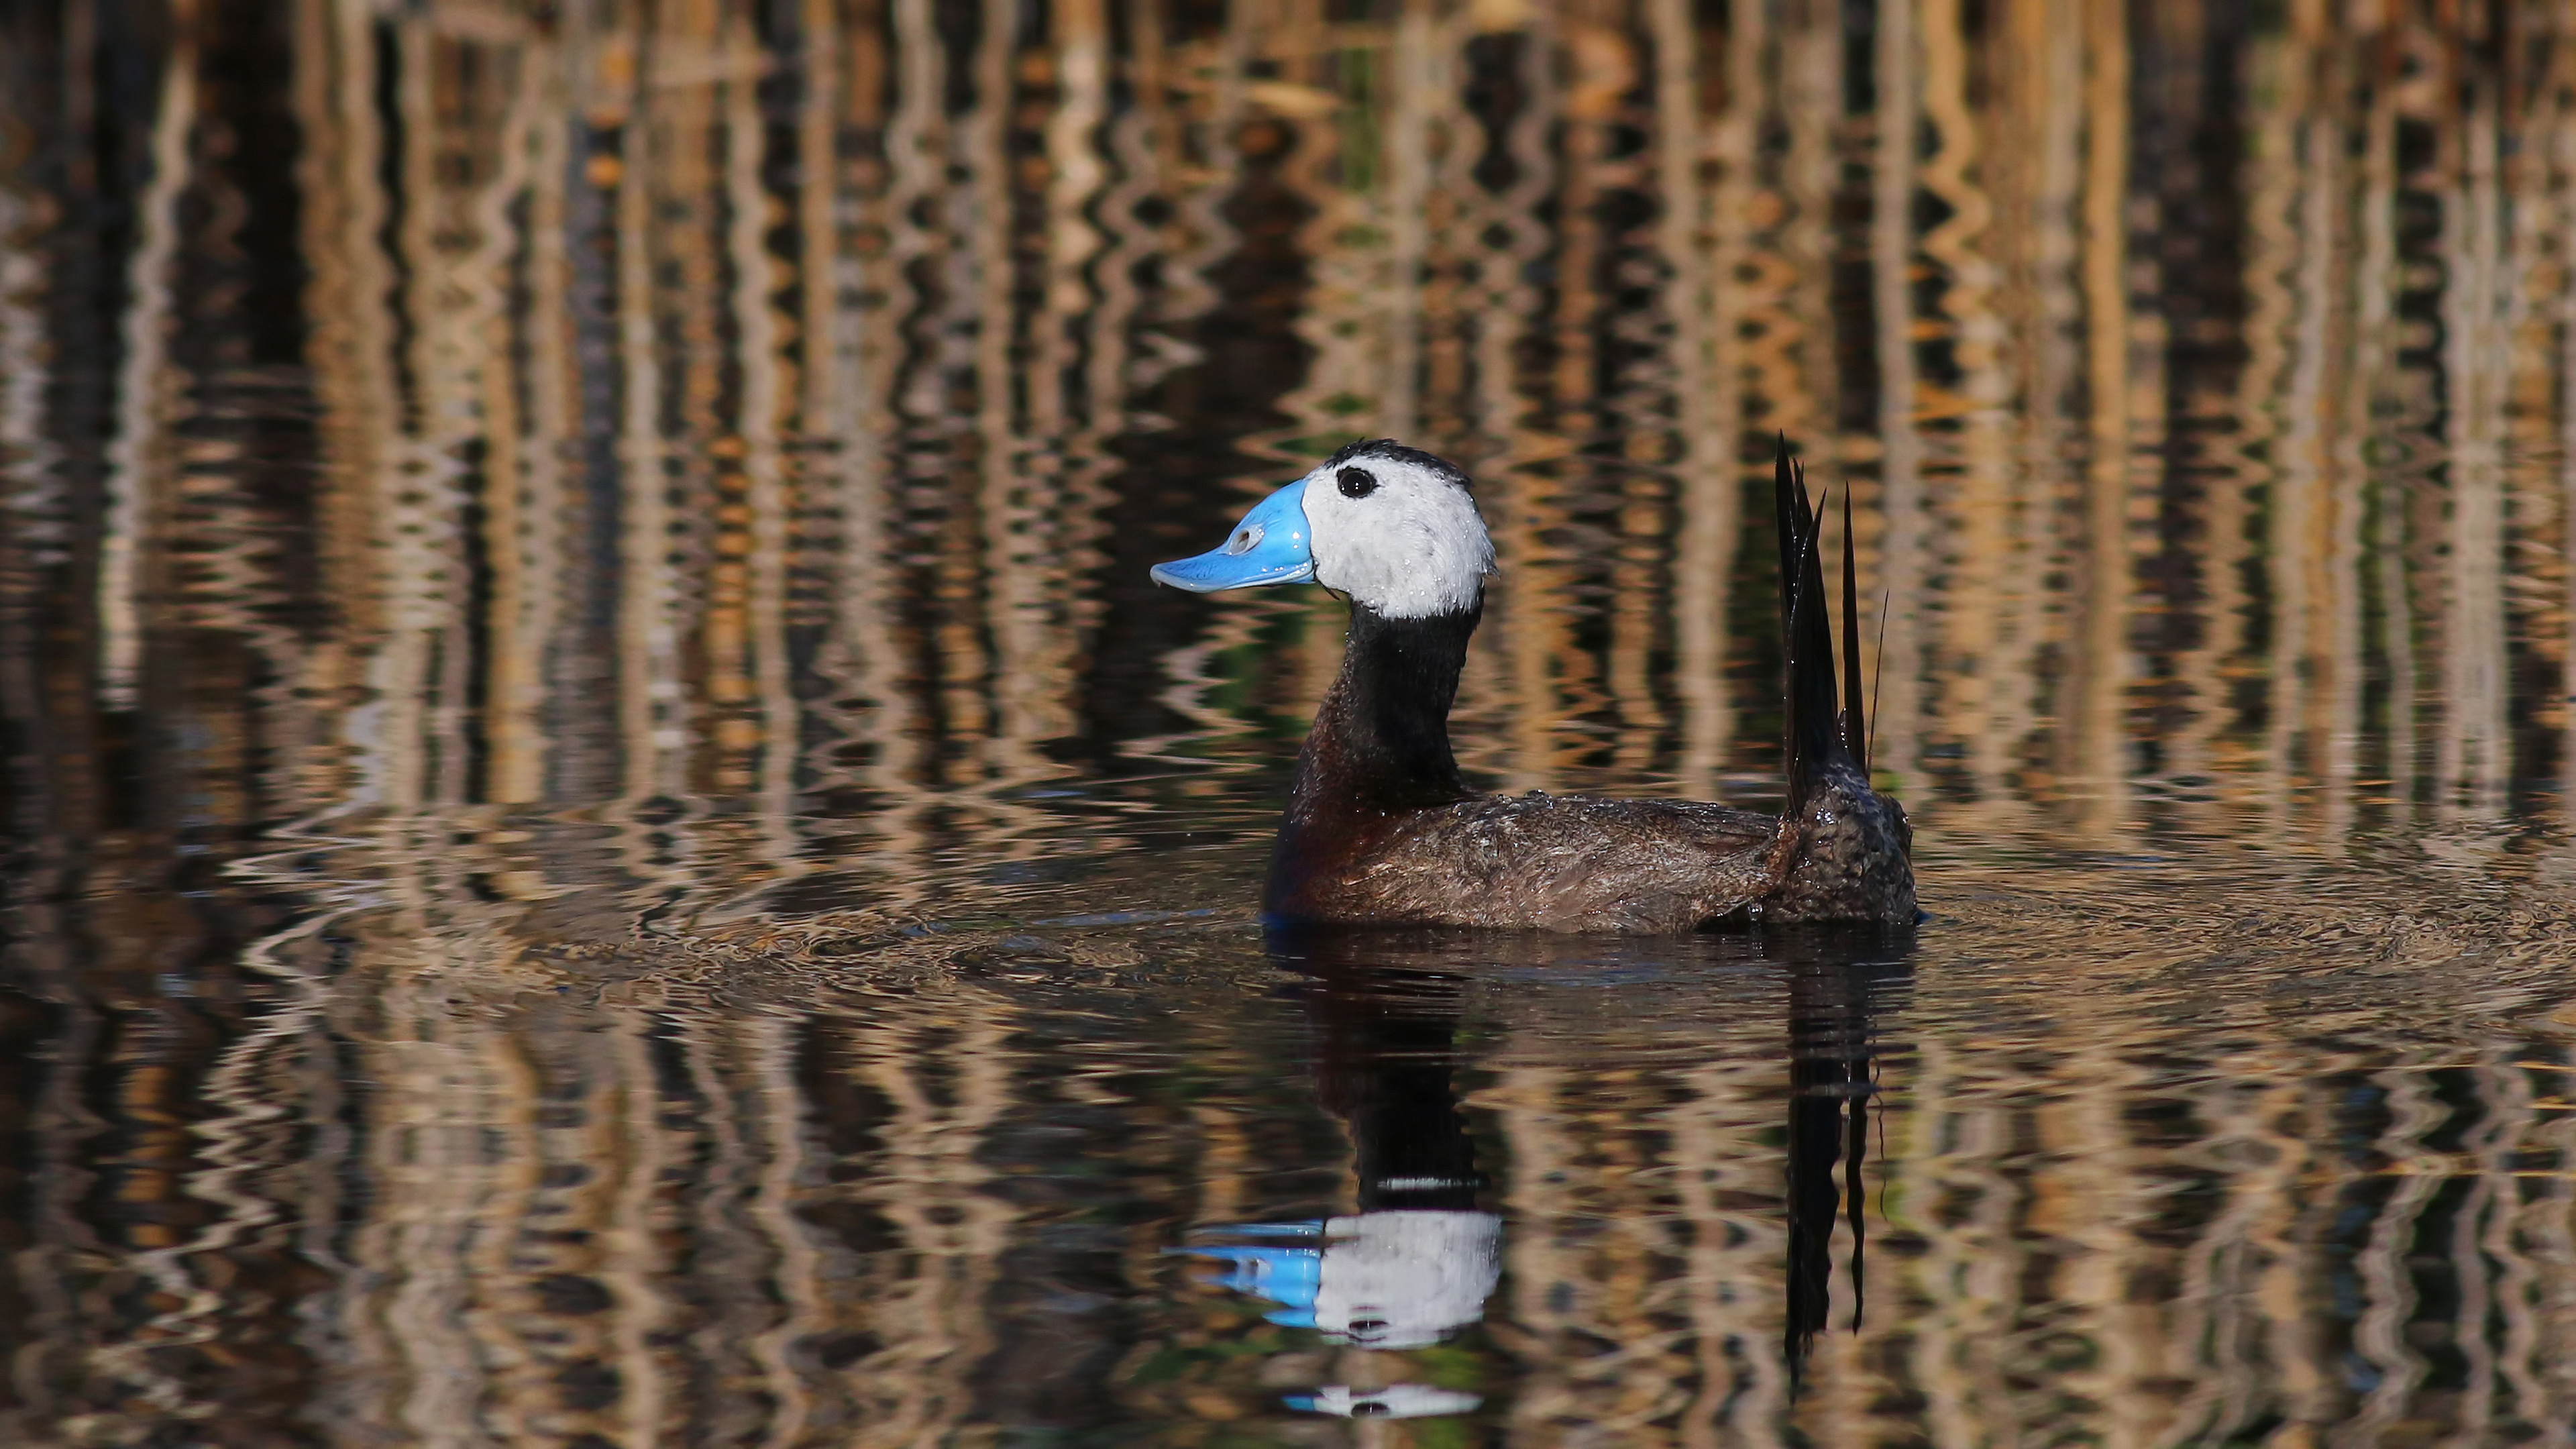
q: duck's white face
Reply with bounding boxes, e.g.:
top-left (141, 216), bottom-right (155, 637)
top-left (1150, 442), bottom-right (1495, 619)
top-left (1300, 447), bottom-right (1494, 618)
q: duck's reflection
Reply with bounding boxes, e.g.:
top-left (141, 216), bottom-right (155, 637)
top-left (1181, 926), bottom-right (1912, 1419)
top-left (1180, 941), bottom-right (1498, 1419)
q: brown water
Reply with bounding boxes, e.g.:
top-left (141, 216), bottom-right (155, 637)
top-left (8, 2), bottom-right (2576, 1444)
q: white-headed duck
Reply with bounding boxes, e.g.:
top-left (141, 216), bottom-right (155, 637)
top-left (1152, 437), bottom-right (1915, 930)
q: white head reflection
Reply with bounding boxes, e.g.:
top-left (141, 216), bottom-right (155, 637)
top-left (1181, 1208), bottom-right (1500, 1350)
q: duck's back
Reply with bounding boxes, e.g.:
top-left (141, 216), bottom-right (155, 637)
top-left (1269, 792), bottom-right (1782, 933)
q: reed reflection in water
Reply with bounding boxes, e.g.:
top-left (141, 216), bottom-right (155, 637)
top-left (9, 0), bottom-right (2576, 1443)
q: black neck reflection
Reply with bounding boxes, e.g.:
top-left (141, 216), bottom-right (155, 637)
top-left (1777, 926), bottom-right (1915, 1389)
top-left (1301, 952), bottom-right (1485, 1216)
top-left (1319, 964), bottom-right (1483, 1212)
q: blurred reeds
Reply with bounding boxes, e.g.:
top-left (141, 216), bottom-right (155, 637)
top-left (10, 1), bottom-right (2576, 846)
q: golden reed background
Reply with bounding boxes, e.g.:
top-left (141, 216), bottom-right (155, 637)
top-left (6, 0), bottom-right (2576, 1444)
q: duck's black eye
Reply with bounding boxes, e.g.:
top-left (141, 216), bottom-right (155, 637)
top-left (1337, 466), bottom-right (1379, 499)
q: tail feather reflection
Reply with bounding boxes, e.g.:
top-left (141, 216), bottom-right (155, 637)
top-left (1781, 934), bottom-right (1909, 1387)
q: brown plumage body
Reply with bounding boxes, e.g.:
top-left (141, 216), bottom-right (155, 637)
top-left (1270, 790), bottom-right (1788, 934)
top-left (1262, 440), bottom-right (1915, 932)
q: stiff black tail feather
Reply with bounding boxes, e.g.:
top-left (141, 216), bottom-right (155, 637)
top-left (1842, 488), bottom-right (1868, 773)
top-left (1774, 434), bottom-right (1844, 809)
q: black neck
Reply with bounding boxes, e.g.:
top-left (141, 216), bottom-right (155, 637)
top-left (1289, 602), bottom-right (1479, 812)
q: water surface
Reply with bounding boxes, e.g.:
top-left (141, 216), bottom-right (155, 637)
top-left (7, 2), bottom-right (2576, 1443)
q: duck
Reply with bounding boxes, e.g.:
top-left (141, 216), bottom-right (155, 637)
top-left (1151, 436), bottom-right (1915, 931)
